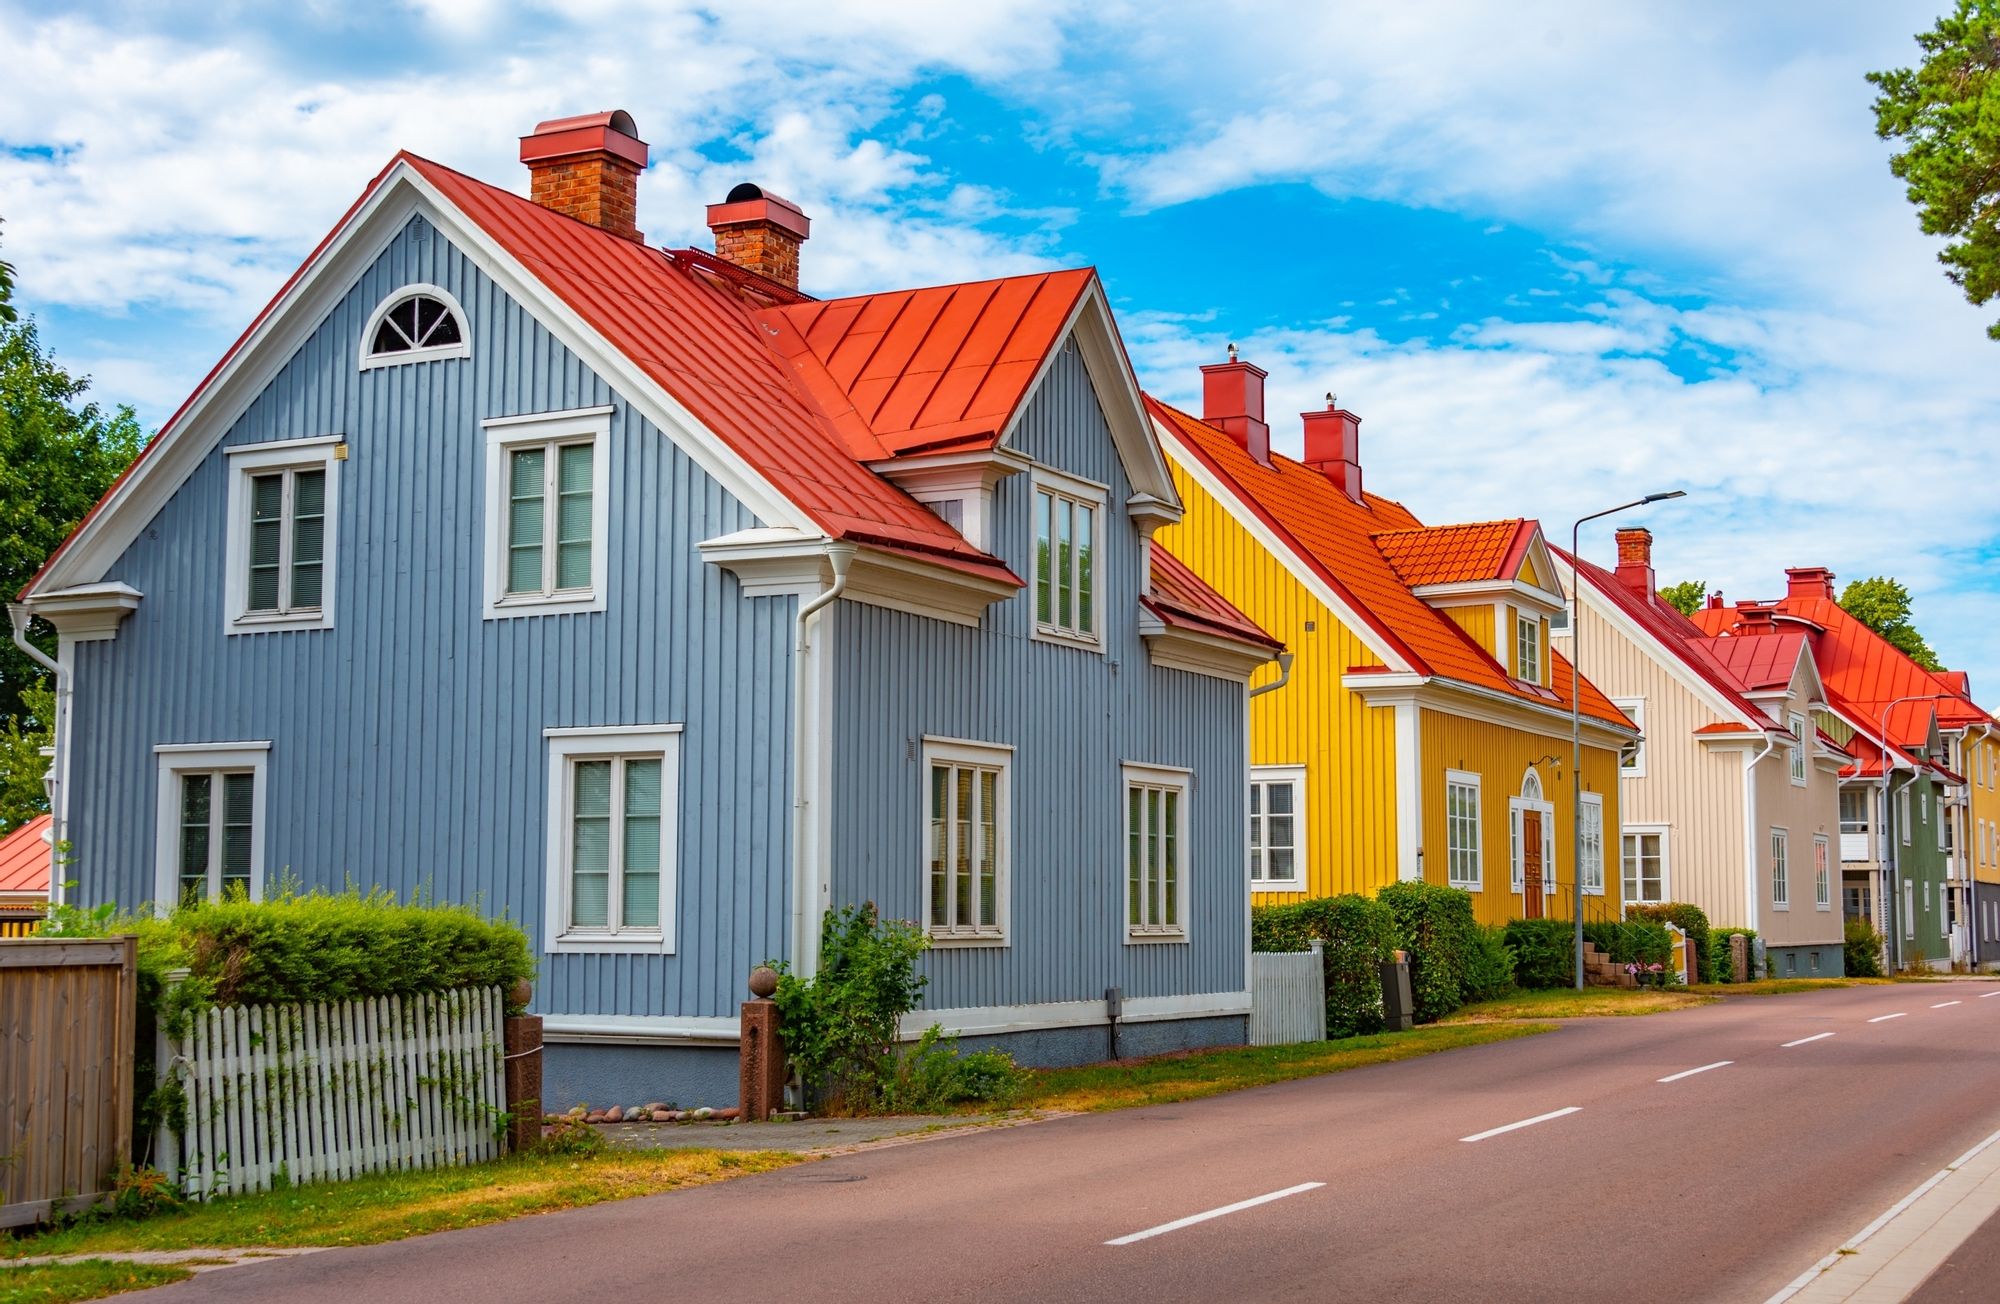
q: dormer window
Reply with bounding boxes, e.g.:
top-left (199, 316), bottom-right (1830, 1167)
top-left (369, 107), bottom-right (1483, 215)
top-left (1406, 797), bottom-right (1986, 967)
top-left (360, 285), bottom-right (471, 369)
top-left (1515, 614), bottom-right (1542, 684)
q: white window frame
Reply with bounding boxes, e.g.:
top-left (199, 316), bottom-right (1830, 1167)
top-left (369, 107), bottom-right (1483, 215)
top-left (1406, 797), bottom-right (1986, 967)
top-left (1900, 786), bottom-right (1912, 846)
top-left (152, 742), bottom-right (270, 912)
top-left (1248, 764), bottom-right (1306, 894)
top-left (358, 283), bottom-right (472, 370)
top-left (1770, 827), bottom-right (1790, 910)
top-left (223, 437), bottom-right (341, 635)
top-left (1614, 698), bottom-right (1647, 777)
top-left (1029, 466), bottom-right (1107, 652)
top-left (1445, 769), bottom-right (1483, 890)
top-left (1580, 793), bottom-right (1606, 895)
top-left (1940, 801), bottom-right (1950, 853)
top-left (1622, 825), bottom-right (1670, 904)
top-left (922, 736), bottom-right (1013, 946)
top-left (1124, 761), bottom-right (1191, 943)
top-left (1789, 713), bottom-right (1808, 786)
top-left (483, 407), bottom-right (613, 620)
top-left (542, 725), bottom-right (682, 955)
top-left (1508, 769), bottom-right (1556, 895)
top-left (1814, 834), bottom-right (1831, 910)
top-left (1515, 613), bottom-right (1542, 684)
top-left (1904, 878), bottom-right (1915, 939)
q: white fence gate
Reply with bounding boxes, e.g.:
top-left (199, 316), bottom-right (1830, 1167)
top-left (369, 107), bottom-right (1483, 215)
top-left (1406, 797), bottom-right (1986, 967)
top-left (1249, 943), bottom-right (1326, 1046)
top-left (157, 986), bottom-right (507, 1199)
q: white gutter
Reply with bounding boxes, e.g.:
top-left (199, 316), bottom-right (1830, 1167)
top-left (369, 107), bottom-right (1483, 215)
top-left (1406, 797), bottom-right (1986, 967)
top-left (7, 602), bottom-right (62, 900)
top-left (1247, 651), bottom-right (1294, 700)
top-left (790, 542), bottom-right (856, 980)
top-left (1742, 730), bottom-right (1781, 937)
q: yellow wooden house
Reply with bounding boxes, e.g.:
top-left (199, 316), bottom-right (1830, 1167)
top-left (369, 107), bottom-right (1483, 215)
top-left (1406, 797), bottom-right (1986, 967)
top-left (1147, 354), bottom-right (1638, 926)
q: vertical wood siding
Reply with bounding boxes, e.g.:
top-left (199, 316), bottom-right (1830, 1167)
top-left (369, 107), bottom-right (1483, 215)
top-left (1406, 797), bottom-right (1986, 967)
top-left (1418, 709), bottom-right (1623, 926)
top-left (1153, 465), bottom-right (1399, 901)
top-left (63, 217), bottom-right (793, 1021)
top-left (829, 343), bottom-right (1248, 1009)
top-left (1748, 656), bottom-right (1844, 949)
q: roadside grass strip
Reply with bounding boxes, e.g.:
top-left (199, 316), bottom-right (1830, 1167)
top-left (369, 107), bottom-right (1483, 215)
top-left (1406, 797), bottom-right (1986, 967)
top-left (1867, 1012), bottom-right (1907, 1023)
top-left (1460, 1106), bottom-right (1582, 1143)
top-left (0, 1259), bottom-right (195, 1302)
top-left (1763, 1125), bottom-right (2000, 1304)
top-left (1, 1150), bottom-right (802, 1265)
top-left (1105, 1183), bottom-right (1326, 1246)
top-left (1441, 988), bottom-right (1712, 1022)
top-left (1782, 1033), bottom-right (1836, 1047)
top-left (1656, 1061), bottom-right (1732, 1083)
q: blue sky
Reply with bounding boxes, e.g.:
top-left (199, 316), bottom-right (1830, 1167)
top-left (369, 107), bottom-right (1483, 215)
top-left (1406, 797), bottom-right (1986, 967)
top-left (6, 1), bottom-right (1997, 691)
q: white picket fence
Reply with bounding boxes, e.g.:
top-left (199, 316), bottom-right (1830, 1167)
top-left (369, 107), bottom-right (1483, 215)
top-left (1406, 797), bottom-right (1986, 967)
top-left (156, 986), bottom-right (506, 1199)
top-left (1249, 942), bottom-right (1327, 1046)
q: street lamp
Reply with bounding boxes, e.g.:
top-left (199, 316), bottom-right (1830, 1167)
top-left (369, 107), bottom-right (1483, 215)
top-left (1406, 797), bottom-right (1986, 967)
top-left (1875, 693), bottom-right (1952, 973)
top-left (1570, 491), bottom-right (1686, 991)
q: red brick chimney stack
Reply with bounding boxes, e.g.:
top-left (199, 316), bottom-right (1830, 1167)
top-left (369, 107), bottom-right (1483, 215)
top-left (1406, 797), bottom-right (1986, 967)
top-left (1301, 393), bottom-right (1364, 503)
top-left (705, 184), bottom-right (811, 291)
top-left (1735, 601), bottom-right (1777, 632)
top-left (1785, 566), bottom-right (1836, 601)
top-left (1200, 347), bottom-right (1271, 466)
top-left (520, 110), bottom-right (648, 242)
top-left (1613, 527), bottom-right (1655, 598)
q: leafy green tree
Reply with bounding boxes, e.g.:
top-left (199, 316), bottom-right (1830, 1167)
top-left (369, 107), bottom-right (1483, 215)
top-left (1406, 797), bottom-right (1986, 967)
top-left (1840, 576), bottom-right (1944, 671)
top-left (1869, 2), bottom-right (2000, 338)
top-left (0, 680), bottom-right (53, 835)
top-left (0, 218), bottom-right (15, 325)
top-left (1658, 578), bottom-right (1708, 617)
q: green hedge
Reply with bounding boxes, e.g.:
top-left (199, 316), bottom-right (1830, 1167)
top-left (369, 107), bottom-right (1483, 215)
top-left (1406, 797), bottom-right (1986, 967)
top-left (1251, 894), bottom-right (1395, 1037)
top-left (1584, 920), bottom-right (1673, 968)
top-left (1377, 880), bottom-right (1493, 1022)
top-left (1624, 901), bottom-right (1711, 979)
top-left (1844, 917), bottom-right (1885, 978)
top-left (1503, 918), bottom-right (1574, 989)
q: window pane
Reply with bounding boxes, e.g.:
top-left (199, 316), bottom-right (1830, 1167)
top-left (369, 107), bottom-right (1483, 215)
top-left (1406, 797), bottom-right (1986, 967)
top-left (507, 448), bottom-right (546, 595)
top-left (1147, 787), bottom-right (1161, 927)
top-left (954, 767), bottom-right (973, 927)
top-left (1057, 498), bottom-right (1074, 629)
top-left (623, 757), bottom-right (662, 927)
top-left (1128, 786), bottom-right (1142, 926)
top-left (290, 469), bottom-right (326, 609)
top-left (371, 319), bottom-right (406, 355)
top-left (248, 473), bottom-right (284, 612)
top-left (1035, 493), bottom-right (1052, 624)
top-left (390, 298), bottom-right (420, 344)
top-left (979, 769), bottom-right (999, 927)
top-left (570, 760), bottom-right (612, 928)
top-left (221, 774), bottom-right (255, 886)
top-left (180, 775), bottom-right (211, 901)
top-left (1163, 789), bottom-right (1179, 926)
top-left (1267, 782), bottom-right (1293, 815)
top-left (556, 444), bottom-right (593, 589)
top-left (928, 766), bottom-right (949, 927)
top-left (424, 304), bottom-right (462, 347)
top-left (1269, 848), bottom-right (1294, 882)
top-left (1076, 505), bottom-right (1093, 635)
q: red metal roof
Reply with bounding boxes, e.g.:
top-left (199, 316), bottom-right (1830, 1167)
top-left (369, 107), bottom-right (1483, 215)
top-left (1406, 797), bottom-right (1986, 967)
top-left (1373, 520), bottom-right (1535, 588)
top-left (0, 815), bottom-right (51, 896)
top-left (1697, 629), bottom-right (1808, 693)
top-left (1146, 544), bottom-right (1284, 651)
top-left (1152, 398), bottom-right (1630, 729)
top-left (759, 271), bottom-right (1094, 459)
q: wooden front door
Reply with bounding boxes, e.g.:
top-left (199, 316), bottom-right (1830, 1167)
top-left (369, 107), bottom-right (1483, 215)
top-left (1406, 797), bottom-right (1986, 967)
top-left (1522, 809), bottom-right (1545, 920)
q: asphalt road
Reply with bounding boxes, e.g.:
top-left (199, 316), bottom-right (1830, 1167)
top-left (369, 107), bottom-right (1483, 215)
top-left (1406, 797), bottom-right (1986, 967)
top-left (134, 983), bottom-right (2000, 1304)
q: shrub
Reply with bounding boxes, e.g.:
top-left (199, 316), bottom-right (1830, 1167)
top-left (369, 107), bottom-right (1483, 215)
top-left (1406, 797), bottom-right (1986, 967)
top-left (1624, 902), bottom-right (1712, 980)
top-left (1504, 918), bottom-right (1574, 989)
top-left (1584, 920), bottom-right (1673, 967)
top-left (533, 1108), bottom-right (609, 1157)
top-left (1710, 928), bottom-right (1760, 982)
top-left (1251, 894), bottom-right (1396, 1037)
top-left (875, 1025), bottom-right (1025, 1113)
top-left (1377, 880), bottom-right (1483, 1023)
top-left (770, 905), bottom-right (929, 1111)
top-left (1844, 918), bottom-right (1885, 977)
top-left (1463, 924), bottom-right (1517, 1002)
top-left (109, 1164), bottom-right (182, 1220)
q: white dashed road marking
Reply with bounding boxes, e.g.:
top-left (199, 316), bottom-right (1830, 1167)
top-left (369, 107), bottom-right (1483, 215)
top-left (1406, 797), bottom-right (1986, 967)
top-left (1657, 1061), bottom-right (1733, 1083)
top-left (1782, 1033), bottom-right (1835, 1047)
top-left (1105, 1183), bottom-right (1326, 1246)
top-left (1868, 1013), bottom-right (1907, 1023)
top-left (1459, 1107), bottom-right (1582, 1143)
top-left (1932, 1001), bottom-right (1961, 1009)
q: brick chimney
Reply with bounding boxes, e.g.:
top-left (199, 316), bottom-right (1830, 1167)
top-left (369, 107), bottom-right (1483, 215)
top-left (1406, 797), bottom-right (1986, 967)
top-left (1200, 348), bottom-right (1270, 465)
top-left (1301, 394), bottom-right (1363, 503)
top-left (1735, 600), bottom-right (1777, 632)
top-left (1786, 566), bottom-right (1836, 601)
top-left (520, 111), bottom-right (648, 242)
top-left (705, 184), bottom-right (811, 291)
top-left (1614, 528), bottom-right (1655, 598)
top-left (1706, 591), bottom-right (1724, 610)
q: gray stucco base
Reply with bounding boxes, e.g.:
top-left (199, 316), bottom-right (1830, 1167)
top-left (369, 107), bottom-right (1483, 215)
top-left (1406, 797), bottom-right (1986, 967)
top-left (1766, 943), bottom-right (1846, 979)
top-left (540, 1013), bottom-right (1250, 1110)
top-left (542, 1042), bottom-right (741, 1113)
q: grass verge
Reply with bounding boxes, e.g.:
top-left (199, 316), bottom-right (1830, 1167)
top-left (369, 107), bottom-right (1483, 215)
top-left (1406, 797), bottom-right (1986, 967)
top-left (0, 1260), bottom-right (192, 1304)
top-left (3, 1149), bottom-right (800, 1264)
top-left (1442, 987), bottom-right (1715, 1021)
top-left (1011, 1022), bottom-right (1553, 1113)
top-left (1689, 977), bottom-right (1888, 996)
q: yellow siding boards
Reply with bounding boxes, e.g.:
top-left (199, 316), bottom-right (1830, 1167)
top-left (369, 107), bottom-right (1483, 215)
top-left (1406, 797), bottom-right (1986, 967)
top-left (1518, 553), bottom-right (1543, 588)
top-left (1442, 605), bottom-right (1494, 658)
top-left (1421, 709), bottom-right (1624, 927)
top-left (1155, 468), bottom-right (1398, 904)
top-left (1971, 736), bottom-right (2000, 886)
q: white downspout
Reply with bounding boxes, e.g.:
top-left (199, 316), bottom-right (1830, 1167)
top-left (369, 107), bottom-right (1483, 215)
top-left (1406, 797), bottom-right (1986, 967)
top-left (1242, 651), bottom-right (1293, 1004)
top-left (790, 542), bottom-right (856, 981)
top-left (1742, 730), bottom-right (1780, 944)
top-left (8, 602), bottom-right (62, 902)
top-left (1247, 651), bottom-right (1294, 700)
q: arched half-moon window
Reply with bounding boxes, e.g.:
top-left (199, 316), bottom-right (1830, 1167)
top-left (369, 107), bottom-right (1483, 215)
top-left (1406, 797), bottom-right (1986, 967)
top-left (360, 284), bottom-right (471, 369)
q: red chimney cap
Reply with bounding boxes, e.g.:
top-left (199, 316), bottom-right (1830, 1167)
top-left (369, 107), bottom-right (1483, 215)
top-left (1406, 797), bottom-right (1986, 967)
top-left (520, 110), bottom-right (648, 169)
top-left (705, 184), bottom-right (811, 240)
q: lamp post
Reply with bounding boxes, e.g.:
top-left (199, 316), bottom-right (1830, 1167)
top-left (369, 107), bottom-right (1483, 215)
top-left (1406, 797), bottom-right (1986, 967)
top-left (1570, 491), bottom-right (1686, 991)
top-left (1875, 693), bottom-right (1951, 973)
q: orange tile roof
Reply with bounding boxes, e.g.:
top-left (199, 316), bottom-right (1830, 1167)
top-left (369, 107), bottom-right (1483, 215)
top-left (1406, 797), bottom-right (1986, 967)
top-left (760, 272), bottom-right (1093, 458)
top-left (1373, 520), bottom-right (1535, 587)
top-left (0, 814), bottom-right (51, 896)
top-left (1147, 544), bottom-right (1284, 651)
top-left (1150, 398), bottom-right (1631, 729)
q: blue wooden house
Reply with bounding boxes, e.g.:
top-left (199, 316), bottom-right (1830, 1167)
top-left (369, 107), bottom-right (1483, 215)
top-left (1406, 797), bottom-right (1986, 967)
top-left (18, 112), bottom-right (1282, 1106)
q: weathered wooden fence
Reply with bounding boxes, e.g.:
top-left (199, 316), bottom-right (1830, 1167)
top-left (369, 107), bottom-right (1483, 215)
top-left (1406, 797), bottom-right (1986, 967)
top-left (1249, 942), bottom-right (1326, 1046)
top-left (158, 986), bottom-right (507, 1199)
top-left (1, 936), bottom-right (138, 1228)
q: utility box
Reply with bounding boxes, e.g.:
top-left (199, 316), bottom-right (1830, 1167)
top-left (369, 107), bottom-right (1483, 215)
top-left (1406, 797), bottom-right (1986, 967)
top-left (1381, 949), bottom-right (1414, 1031)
